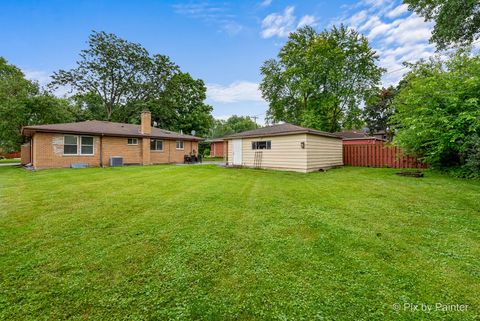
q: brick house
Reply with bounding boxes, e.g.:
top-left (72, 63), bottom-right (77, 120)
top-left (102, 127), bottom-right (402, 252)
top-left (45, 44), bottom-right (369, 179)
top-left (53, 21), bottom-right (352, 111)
top-left (21, 111), bottom-right (200, 169)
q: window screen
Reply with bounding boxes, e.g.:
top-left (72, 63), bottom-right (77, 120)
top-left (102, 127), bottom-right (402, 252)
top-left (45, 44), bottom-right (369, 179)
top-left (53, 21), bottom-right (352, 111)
top-left (80, 136), bottom-right (94, 155)
top-left (150, 139), bottom-right (163, 151)
top-left (64, 135), bottom-right (78, 154)
top-left (251, 141), bottom-right (271, 150)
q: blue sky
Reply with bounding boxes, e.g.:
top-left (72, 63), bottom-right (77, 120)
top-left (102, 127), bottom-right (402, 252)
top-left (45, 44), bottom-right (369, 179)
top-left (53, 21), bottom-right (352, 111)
top-left (0, 0), bottom-right (437, 124)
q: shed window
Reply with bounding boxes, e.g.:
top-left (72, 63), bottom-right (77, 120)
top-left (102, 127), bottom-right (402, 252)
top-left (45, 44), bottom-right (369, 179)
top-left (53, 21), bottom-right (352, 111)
top-left (176, 141), bottom-right (184, 150)
top-left (127, 138), bottom-right (138, 145)
top-left (80, 136), bottom-right (94, 155)
top-left (251, 141), bottom-right (271, 150)
top-left (64, 135), bottom-right (78, 155)
top-left (150, 139), bottom-right (163, 151)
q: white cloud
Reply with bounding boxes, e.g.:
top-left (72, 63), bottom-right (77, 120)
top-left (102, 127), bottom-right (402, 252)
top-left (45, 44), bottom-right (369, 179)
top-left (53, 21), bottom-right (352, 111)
top-left (297, 15), bottom-right (316, 28)
top-left (172, 2), bottom-right (243, 36)
top-left (23, 69), bottom-right (71, 97)
top-left (386, 4), bottom-right (409, 18)
top-left (347, 10), bottom-right (369, 28)
top-left (261, 6), bottom-right (318, 38)
top-left (260, 0), bottom-right (272, 7)
top-left (207, 81), bottom-right (264, 103)
top-left (23, 70), bottom-right (51, 87)
top-left (337, 0), bottom-right (435, 85)
top-left (222, 21), bottom-right (243, 36)
top-left (261, 6), bottom-right (296, 38)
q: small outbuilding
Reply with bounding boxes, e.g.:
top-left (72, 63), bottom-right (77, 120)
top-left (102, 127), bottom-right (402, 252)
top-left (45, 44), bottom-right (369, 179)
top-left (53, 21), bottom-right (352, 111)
top-left (206, 138), bottom-right (225, 157)
top-left (224, 123), bottom-right (343, 173)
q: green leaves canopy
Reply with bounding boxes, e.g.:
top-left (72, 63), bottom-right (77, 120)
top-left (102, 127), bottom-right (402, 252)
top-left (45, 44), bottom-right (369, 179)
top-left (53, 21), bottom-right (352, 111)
top-left (50, 31), bottom-right (213, 136)
top-left (209, 116), bottom-right (259, 138)
top-left (363, 86), bottom-right (397, 139)
top-left (392, 50), bottom-right (480, 177)
top-left (0, 57), bottom-right (74, 152)
top-left (260, 25), bottom-right (383, 132)
top-left (403, 0), bottom-right (480, 49)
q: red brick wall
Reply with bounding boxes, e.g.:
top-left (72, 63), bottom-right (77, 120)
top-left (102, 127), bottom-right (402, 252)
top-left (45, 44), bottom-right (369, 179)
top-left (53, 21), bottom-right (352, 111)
top-left (21, 143), bottom-right (31, 165)
top-left (210, 142), bottom-right (225, 157)
top-left (150, 140), bottom-right (198, 164)
top-left (31, 132), bottom-right (199, 169)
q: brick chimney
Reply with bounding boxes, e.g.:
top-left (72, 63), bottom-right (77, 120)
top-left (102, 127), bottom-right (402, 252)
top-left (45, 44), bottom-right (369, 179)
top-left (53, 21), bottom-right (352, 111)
top-left (140, 111), bottom-right (151, 135)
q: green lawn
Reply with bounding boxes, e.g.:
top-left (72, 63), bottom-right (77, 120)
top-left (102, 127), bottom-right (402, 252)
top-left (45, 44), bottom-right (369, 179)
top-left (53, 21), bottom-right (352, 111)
top-left (202, 156), bottom-right (224, 162)
top-left (0, 165), bottom-right (479, 320)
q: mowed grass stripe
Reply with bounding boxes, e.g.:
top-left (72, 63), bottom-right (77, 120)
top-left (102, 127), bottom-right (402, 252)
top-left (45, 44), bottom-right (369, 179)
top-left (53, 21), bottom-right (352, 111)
top-left (0, 165), bottom-right (479, 320)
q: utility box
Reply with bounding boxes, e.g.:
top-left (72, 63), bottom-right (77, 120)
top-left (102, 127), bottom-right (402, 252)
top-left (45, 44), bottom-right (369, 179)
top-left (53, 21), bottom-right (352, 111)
top-left (110, 156), bottom-right (123, 167)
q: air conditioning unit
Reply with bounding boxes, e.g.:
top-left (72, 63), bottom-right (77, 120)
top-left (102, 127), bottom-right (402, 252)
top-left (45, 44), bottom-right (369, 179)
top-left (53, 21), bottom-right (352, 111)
top-left (110, 156), bottom-right (123, 167)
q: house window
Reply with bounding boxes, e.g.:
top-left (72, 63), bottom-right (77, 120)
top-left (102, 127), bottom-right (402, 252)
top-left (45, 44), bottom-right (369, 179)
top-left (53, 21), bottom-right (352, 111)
top-left (63, 135), bottom-right (94, 155)
top-left (150, 139), bottom-right (163, 151)
top-left (251, 141), bottom-right (271, 150)
top-left (176, 140), bottom-right (184, 150)
top-left (127, 138), bottom-right (138, 145)
top-left (80, 136), bottom-right (94, 155)
top-left (64, 135), bottom-right (78, 155)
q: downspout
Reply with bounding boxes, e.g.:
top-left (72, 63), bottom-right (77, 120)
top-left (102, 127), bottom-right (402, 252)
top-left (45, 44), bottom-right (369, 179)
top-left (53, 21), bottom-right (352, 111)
top-left (168, 140), bottom-right (171, 163)
top-left (100, 134), bottom-right (104, 167)
top-left (30, 134), bottom-right (34, 167)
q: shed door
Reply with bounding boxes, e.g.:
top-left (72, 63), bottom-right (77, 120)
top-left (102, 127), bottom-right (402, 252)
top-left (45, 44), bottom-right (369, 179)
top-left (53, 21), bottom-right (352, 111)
top-left (232, 139), bottom-right (242, 165)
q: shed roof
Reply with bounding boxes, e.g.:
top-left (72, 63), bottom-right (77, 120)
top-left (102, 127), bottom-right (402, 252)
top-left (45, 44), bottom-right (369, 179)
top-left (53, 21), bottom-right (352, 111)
top-left (22, 120), bottom-right (200, 141)
top-left (223, 123), bottom-right (340, 139)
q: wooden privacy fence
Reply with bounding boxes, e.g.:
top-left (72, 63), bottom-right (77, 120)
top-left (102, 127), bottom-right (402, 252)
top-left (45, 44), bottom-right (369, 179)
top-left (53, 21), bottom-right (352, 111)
top-left (343, 144), bottom-right (427, 168)
top-left (0, 151), bottom-right (20, 159)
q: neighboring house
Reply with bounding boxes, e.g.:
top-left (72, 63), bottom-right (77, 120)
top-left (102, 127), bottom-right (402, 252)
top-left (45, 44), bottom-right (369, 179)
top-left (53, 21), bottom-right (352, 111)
top-left (224, 123), bottom-right (343, 173)
top-left (335, 130), bottom-right (386, 145)
top-left (21, 111), bottom-right (200, 169)
top-left (372, 130), bottom-right (389, 141)
top-left (206, 138), bottom-right (225, 157)
top-left (342, 137), bottom-right (385, 145)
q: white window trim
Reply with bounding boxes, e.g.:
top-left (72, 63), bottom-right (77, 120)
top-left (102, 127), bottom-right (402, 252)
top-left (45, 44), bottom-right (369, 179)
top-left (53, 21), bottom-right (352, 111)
top-left (176, 140), bottom-right (184, 150)
top-left (127, 138), bottom-right (138, 145)
top-left (63, 135), bottom-right (95, 156)
top-left (151, 139), bottom-right (164, 152)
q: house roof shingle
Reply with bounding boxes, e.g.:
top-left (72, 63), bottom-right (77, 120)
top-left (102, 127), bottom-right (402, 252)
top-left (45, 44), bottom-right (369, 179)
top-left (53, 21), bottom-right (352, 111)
top-left (22, 120), bottom-right (200, 141)
top-left (223, 123), bottom-right (340, 139)
top-left (335, 130), bottom-right (369, 139)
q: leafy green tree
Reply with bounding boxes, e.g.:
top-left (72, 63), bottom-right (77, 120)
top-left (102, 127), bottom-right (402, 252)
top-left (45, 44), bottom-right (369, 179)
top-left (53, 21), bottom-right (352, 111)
top-left (363, 86), bottom-right (397, 139)
top-left (50, 31), bottom-right (213, 134)
top-left (404, 0), bottom-right (480, 49)
top-left (260, 25), bottom-right (383, 132)
top-left (391, 50), bottom-right (480, 177)
top-left (0, 57), bottom-right (74, 152)
top-left (51, 31), bottom-right (176, 121)
top-left (159, 72), bottom-right (213, 136)
top-left (209, 115), bottom-right (259, 138)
